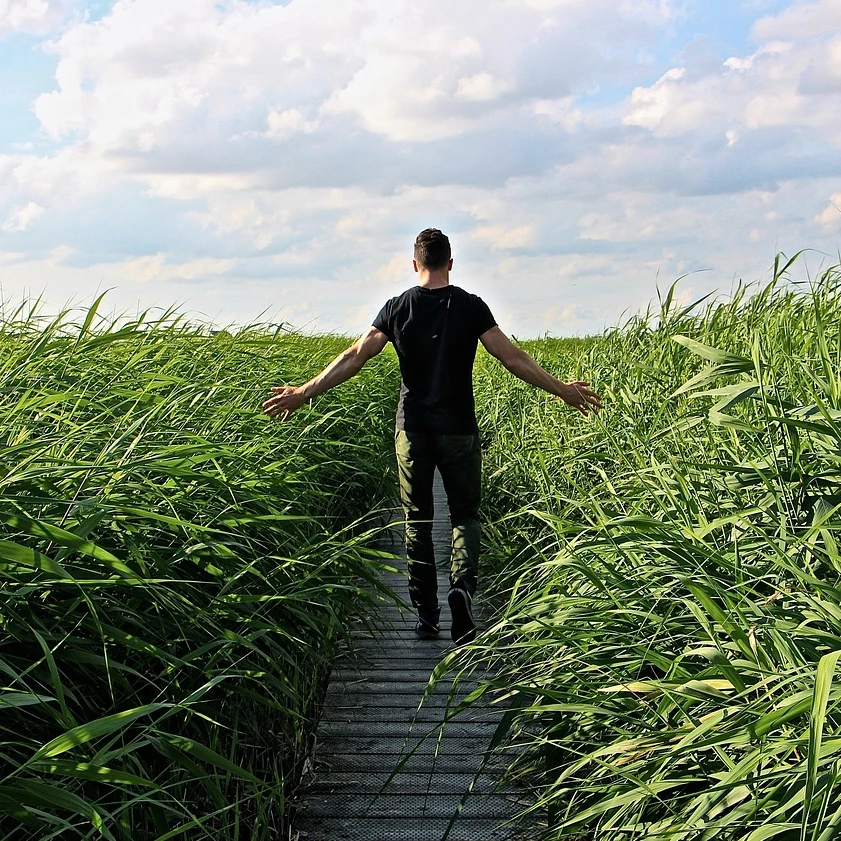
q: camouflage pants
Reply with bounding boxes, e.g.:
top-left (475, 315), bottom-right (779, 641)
top-left (395, 430), bottom-right (481, 613)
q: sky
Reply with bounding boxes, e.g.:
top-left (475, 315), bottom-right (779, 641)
top-left (0, 0), bottom-right (840, 336)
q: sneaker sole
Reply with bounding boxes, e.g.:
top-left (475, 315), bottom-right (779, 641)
top-left (415, 612), bottom-right (440, 639)
top-left (448, 588), bottom-right (476, 644)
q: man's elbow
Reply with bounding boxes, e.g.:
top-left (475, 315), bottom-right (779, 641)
top-left (346, 345), bottom-right (369, 373)
top-left (500, 348), bottom-right (527, 375)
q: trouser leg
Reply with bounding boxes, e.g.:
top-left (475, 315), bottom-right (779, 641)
top-left (435, 434), bottom-right (482, 596)
top-left (395, 430), bottom-right (438, 612)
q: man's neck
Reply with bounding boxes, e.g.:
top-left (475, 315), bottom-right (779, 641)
top-left (417, 269), bottom-right (450, 289)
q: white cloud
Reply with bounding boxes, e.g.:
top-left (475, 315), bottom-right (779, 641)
top-left (264, 108), bottom-right (318, 140)
top-left (0, 147), bottom-right (124, 231)
top-left (3, 201), bottom-right (45, 231)
top-left (623, 26), bottom-right (841, 149)
top-left (471, 224), bottom-right (535, 249)
top-left (32, 0), bottom-right (672, 157)
top-left (816, 193), bottom-right (841, 231)
top-left (456, 72), bottom-right (513, 102)
top-left (35, 0), bottom-right (366, 145)
top-left (532, 96), bottom-right (584, 131)
top-left (0, 0), bottom-right (66, 37)
top-left (191, 197), bottom-right (281, 251)
top-left (517, 0), bottom-right (677, 20)
top-left (624, 67), bottom-right (693, 134)
top-left (753, 0), bottom-right (841, 40)
top-left (0, 250), bottom-right (27, 266)
top-left (374, 254), bottom-right (411, 286)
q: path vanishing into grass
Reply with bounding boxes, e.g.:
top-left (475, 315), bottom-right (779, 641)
top-left (294, 474), bottom-right (538, 841)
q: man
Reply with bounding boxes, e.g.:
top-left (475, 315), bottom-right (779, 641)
top-left (262, 228), bottom-right (601, 644)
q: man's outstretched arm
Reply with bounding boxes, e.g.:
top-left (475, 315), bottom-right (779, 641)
top-left (479, 326), bottom-right (602, 415)
top-left (262, 326), bottom-right (389, 421)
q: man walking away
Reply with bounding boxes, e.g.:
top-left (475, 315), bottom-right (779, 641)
top-left (262, 228), bottom-right (602, 644)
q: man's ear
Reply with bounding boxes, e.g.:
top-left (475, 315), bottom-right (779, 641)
top-left (448, 258), bottom-right (453, 270)
top-left (413, 259), bottom-right (419, 273)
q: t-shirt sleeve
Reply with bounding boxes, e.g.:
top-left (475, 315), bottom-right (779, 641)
top-left (372, 298), bottom-right (394, 342)
top-left (473, 295), bottom-right (497, 337)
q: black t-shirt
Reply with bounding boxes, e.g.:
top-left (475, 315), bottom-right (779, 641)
top-left (373, 285), bottom-right (497, 434)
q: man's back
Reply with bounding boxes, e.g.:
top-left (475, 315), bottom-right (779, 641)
top-left (373, 284), bottom-right (496, 434)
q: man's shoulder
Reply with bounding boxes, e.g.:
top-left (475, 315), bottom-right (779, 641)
top-left (382, 287), bottom-right (418, 308)
top-left (376, 288), bottom-right (411, 315)
top-left (449, 285), bottom-right (489, 307)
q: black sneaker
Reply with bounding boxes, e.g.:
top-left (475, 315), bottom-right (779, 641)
top-left (448, 587), bottom-right (476, 644)
top-left (414, 608), bottom-right (440, 639)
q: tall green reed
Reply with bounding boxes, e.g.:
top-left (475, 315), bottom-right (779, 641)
top-left (459, 258), bottom-right (841, 839)
top-left (0, 304), bottom-right (399, 839)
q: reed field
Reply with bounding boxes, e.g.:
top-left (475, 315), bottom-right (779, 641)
top-left (459, 255), bottom-right (841, 840)
top-left (0, 302), bottom-right (399, 840)
top-left (4, 253), bottom-right (841, 841)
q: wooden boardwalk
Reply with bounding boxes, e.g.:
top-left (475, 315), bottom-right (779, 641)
top-left (293, 474), bottom-right (537, 841)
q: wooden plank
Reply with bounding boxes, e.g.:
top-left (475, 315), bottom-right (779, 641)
top-left (309, 750), bottom-right (516, 774)
top-left (294, 816), bottom-right (513, 841)
top-left (301, 792), bottom-right (522, 819)
top-left (315, 734), bottom-right (495, 757)
top-left (302, 770), bottom-right (500, 795)
top-left (319, 705), bottom-right (504, 726)
top-left (325, 681), bottom-right (480, 695)
top-left (319, 720), bottom-right (498, 739)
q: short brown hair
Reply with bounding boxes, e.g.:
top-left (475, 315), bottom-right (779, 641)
top-left (414, 228), bottom-right (451, 270)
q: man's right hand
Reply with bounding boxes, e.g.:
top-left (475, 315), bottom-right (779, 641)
top-left (262, 386), bottom-right (307, 421)
top-left (558, 381), bottom-right (602, 415)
